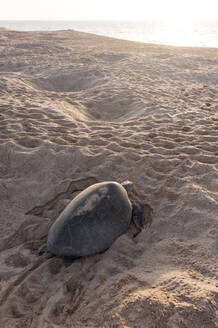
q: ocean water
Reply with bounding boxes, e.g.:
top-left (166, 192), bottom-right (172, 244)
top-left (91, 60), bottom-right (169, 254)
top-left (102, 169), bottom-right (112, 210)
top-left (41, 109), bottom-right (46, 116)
top-left (0, 20), bottom-right (218, 48)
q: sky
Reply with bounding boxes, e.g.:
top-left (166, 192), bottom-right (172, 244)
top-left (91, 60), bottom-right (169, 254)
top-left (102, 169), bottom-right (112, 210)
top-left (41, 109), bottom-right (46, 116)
top-left (1, 0), bottom-right (218, 20)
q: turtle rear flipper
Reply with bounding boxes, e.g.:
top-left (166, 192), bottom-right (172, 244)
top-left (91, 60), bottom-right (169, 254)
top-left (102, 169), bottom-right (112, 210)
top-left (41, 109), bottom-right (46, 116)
top-left (62, 256), bottom-right (78, 268)
top-left (38, 243), bottom-right (48, 255)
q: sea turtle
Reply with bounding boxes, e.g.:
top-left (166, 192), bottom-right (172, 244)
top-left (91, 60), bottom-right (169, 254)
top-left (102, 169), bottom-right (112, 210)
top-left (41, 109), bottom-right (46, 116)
top-left (39, 181), bottom-right (143, 267)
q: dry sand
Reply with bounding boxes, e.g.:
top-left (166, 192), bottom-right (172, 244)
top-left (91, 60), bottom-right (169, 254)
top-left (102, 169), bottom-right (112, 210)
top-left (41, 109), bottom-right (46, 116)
top-left (0, 28), bottom-right (217, 328)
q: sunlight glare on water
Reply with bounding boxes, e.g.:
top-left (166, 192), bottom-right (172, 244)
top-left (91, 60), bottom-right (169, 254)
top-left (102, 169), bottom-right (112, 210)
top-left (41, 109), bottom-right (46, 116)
top-left (154, 19), bottom-right (198, 47)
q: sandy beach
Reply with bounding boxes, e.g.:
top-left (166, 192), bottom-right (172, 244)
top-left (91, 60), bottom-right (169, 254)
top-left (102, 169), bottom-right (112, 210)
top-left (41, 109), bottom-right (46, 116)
top-left (0, 28), bottom-right (217, 327)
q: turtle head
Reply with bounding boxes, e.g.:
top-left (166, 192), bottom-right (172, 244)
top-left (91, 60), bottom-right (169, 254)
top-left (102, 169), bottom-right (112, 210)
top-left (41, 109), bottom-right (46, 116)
top-left (121, 180), bottom-right (133, 193)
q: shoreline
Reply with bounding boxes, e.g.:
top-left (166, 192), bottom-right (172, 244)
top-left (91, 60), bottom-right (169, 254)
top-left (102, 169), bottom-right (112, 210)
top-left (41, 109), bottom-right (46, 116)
top-left (1, 19), bottom-right (218, 49)
top-left (0, 29), bottom-right (217, 328)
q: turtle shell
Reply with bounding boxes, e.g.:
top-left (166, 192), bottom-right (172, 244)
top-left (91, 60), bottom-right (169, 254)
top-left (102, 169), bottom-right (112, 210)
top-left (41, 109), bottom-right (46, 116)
top-left (47, 181), bottom-right (132, 257)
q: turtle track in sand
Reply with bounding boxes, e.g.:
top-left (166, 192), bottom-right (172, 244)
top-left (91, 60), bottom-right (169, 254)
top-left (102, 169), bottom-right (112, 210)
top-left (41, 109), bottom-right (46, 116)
top-left (0, 254), bottom-right (51, 307)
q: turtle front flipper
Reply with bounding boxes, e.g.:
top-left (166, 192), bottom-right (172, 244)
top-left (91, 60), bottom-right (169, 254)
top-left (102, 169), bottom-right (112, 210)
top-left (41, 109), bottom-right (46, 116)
top-left (132, 203), bottom-right (143, 229)
top-left (38, 243), bottom-right (48, 255)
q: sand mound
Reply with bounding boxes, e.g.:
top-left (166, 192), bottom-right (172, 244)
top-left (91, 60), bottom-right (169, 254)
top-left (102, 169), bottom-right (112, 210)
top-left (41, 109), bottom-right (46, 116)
top-left (0, 29), bottom-right (217, 328)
